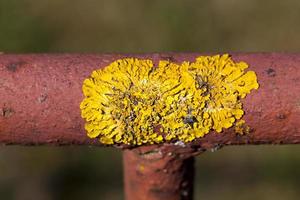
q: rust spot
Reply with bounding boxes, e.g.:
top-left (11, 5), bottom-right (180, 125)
top-left (266, 68), bottom-right (276, 77)
top-left (37, 94), bottom-right (48, 103)
top-left (1, 107), bottom-right (14, 118)
top-left (249, 127), bottom-right (255, 133)
top-left (160, 55), bottom-right (176, 62)
top-left (276, 113), bottom-right (286, 120)
top-left (6, 61), bottom-right (26, 72)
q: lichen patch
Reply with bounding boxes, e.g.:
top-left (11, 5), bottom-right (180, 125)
top-left (80, 55), bottom-right (259, 146)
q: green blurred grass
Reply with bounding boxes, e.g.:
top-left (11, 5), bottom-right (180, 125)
top-left (2, 0), bottom-right (300, 53)
top-left (0, 0), bottom-right (300, 199)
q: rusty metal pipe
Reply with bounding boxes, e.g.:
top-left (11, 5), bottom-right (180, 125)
top-left (123, 145), bottom-right (197, 200)
top-left (1, 53), bottom-right (300, 200)
top-left (0, 53), bottom-right (299, 147)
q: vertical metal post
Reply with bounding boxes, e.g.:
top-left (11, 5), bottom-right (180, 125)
top-left (123, 146), bottom-right (198, 200)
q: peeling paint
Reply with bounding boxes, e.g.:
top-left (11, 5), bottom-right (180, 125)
top-left (80, 54), bottom-right (259, 145)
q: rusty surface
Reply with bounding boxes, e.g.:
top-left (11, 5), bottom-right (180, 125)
top-left (124, 145), bottom-right (199, 200)
top-left (1, 53), bottom-right (300, 200)
top-left (0, 53), bottom-right (300, 148)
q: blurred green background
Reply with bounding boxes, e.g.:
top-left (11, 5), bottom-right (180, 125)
top-left (0, 0), bottom-right (300, 199)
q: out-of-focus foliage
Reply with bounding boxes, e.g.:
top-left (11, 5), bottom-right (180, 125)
top-left (2, 0), bottom-right (300, 53)
top-left (0, 0), bottom-right (300, 199)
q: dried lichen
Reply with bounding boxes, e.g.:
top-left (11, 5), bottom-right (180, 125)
top-left (80, 54), bottom-right (259, 145)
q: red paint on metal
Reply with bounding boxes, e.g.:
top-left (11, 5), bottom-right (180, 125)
top-left (0, 53), bottom-right (299, 147)
top-left (1, 53), bottom-right (300, 200)
top-left (124, 145), bottom-right (198, 200)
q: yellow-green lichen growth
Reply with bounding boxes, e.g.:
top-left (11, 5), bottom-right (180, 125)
top-left (80, 55), bottom-right (259, 145)
top-left (234, 120), bottom-right (250, 135)
top-left (187, 54), bottom-right (259, 133)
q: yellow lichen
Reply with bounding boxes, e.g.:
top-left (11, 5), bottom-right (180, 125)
top-left (187, 54), bottom-right (259, 133)
top-left (234, 120), bottom-right (250, 135)
top-left (80, 54), bottom-right (259, 145)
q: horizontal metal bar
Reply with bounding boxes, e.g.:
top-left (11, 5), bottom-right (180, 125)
top-left (0, 53), bottom-right (299, 148)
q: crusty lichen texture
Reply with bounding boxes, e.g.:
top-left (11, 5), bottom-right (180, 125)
top-left (80, 54), bottom-right (259, 146)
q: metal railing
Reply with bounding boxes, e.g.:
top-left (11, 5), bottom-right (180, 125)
top-left (1, 53), bottom-right (299, 200)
